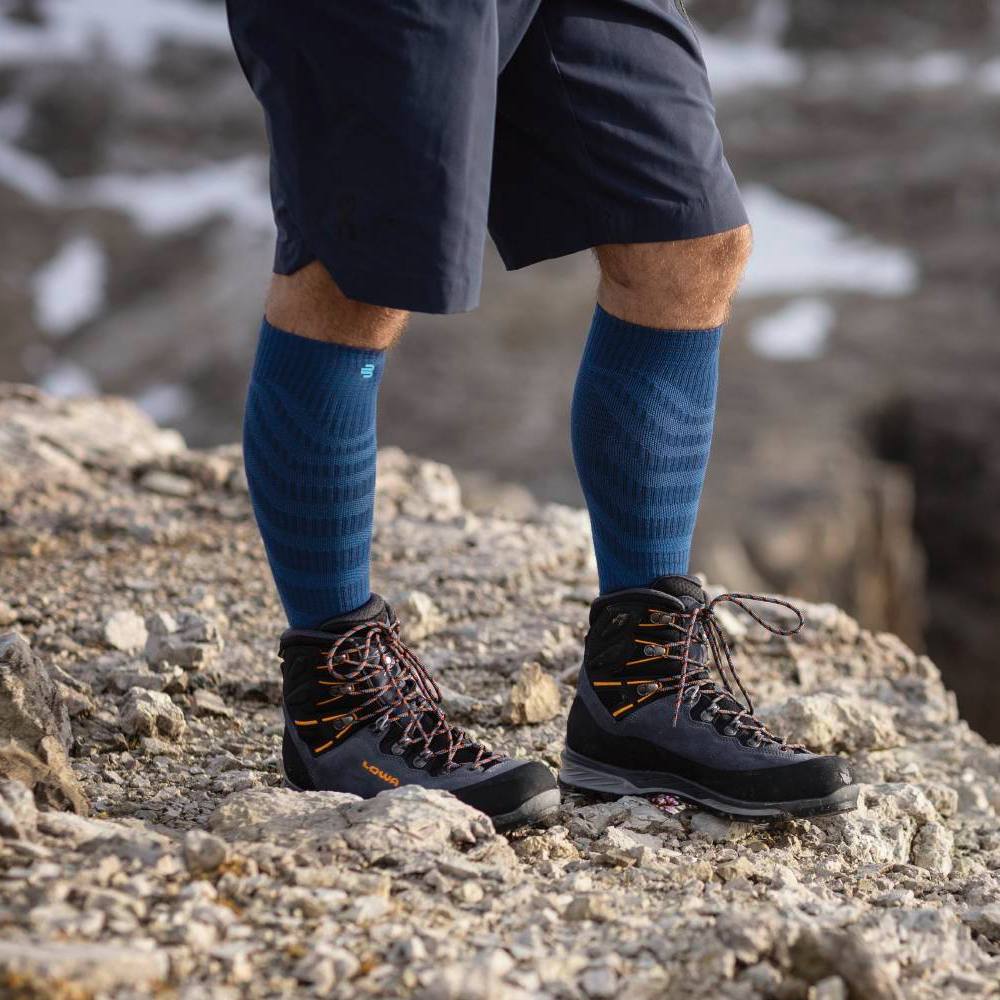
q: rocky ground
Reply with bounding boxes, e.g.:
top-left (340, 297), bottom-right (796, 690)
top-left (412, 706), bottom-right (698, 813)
top-left (1, 385), bottom-right (999, 999)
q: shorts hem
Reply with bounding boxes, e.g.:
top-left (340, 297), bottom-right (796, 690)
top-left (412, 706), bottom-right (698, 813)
top-left (273, 245), bottom-right (482, 316)
top-left (494, 197), bottom-right (750, 272)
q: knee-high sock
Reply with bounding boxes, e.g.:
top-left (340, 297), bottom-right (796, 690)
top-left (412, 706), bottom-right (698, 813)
top-left (243, 319), bottom-right (385, 627)
top-left (571, 305), bottom-right (721, 594)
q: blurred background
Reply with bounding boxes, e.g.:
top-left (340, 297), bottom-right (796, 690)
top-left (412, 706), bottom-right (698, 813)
top-left (1, 0), bottom-right (998, 736)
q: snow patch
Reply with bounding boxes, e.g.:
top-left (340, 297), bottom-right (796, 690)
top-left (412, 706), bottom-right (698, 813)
top-left (38, 361), bottom-right (98, 398)
top-left (0, 0), bottom-right (229, 68)
top-left (741, 185), bottom-right (918, 298)
top-left (32, 235), bottom-right (107, 336)
top-left (701, 34), bottom-right (804, 95)
top-left (80, 157), bottom-right (272, 235)
top-left (748, 298), bottom-right (835, 361)
top-left (135, 383), bottom-right (194, 424)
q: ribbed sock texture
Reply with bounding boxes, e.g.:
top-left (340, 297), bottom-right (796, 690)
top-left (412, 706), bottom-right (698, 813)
top-left (243, 319), bottom-right (385, 628)
top-left (571, 305), bottom-right (722, 594)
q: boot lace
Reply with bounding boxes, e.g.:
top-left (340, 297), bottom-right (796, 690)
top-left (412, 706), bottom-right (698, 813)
top-left (631, 592), bottom-right (806, 750)
top-left (320, 619), bottom-right (503, 771)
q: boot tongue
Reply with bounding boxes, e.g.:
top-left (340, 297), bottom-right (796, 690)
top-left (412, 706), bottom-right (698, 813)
top-left (317, 593), bottom-right (390, 633)
top-left (649, 575), bottom-right (707, 611)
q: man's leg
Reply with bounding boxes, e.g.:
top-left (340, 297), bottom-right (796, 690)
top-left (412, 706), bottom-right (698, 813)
top-left (243, 263), bottom-right (407, 628)
top-left (562, 228), bottom-right (858, 819)
top-left (572, 226), bottom-right (751, 594)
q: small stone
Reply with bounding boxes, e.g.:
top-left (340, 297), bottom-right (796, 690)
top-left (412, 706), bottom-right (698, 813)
top-left (718, 856), bottom-right (756, 882)
top-left (184, 830), bottom-right (229, 874)
top-left (564, 894), bottom-right (614, 922)
top-left (809, 976), bottom-right (848, 1000)
top-left (139, 469), bottom-right (194, 497)
top-left (102, 610), bottom-right (148, 652)
top-left (193, 689), bottom-right (233, 718)
top-left (119, 687), bottom-right (187, 739)
top-left (396, 590), bottom-right (444, 642)
top-left (580, 964), bottom-right (618, 999)
top-left (0, 778), bottom-right (37, 838)
top-left (502, 661), bottom-right (561, 725)
top-left (910, 821), bottom-right (954, 876)
top-left (145, 611), bottom-right (222, 671)
top-left (689, 812), bottom-right (750, 843)
top-left (455, 881), bottom-right (485, 904)
top-left (345, 894), bottom-right (392, 924)
top-left (960, 905), bottom-right (1000, 941)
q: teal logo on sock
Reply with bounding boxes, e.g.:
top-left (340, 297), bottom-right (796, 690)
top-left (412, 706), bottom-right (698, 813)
top-left (360, 363), bottom-right (375, 379)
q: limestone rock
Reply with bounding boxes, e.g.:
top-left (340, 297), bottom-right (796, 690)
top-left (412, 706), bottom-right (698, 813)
top-left (0, 633), bottom-right (88, 813)
top-left (395, 589), bottom-right (445, 642)
top-left (102, 609), bottom-right (148, 652)
top-left (502, 661), bottom-right (561, 725)
top-left (209, 787), bottom-right (359, 842)
top-left (910, 820), bottom-right (954, 875)
top-left (119, 687), bottom-right (187, 739)
top-left (144, 611), bottom-right (222, 671)
top-left (762, 691), bottom-right (902, 753)
top-left (0, 941), bottom-right (169, 994)
top-left (0, 778), bottom-right (37, 839)
top-left (183, 829), bottom-right (229, 874)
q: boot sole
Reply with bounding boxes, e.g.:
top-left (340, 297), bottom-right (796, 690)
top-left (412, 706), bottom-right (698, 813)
top-left (558, 748), bottom-right (859, 821)
top-left (282, 775), bottom-right (560, 831)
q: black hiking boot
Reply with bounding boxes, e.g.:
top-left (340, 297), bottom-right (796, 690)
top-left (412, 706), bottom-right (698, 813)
top-left (560, 575), bottom-right (859, 820)
top-left (280, 593), bottom-right (559, 830)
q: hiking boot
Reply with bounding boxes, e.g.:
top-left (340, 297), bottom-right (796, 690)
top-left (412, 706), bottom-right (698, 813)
top-left (560, 575), bottom-right (859, 820)
top-left (280, 593), bottom-right (559, 829)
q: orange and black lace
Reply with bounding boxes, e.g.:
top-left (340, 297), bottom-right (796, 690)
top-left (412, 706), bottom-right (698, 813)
top-left (629, 592), bottom-right (806, 749)
top-left (308, 619), bottom-right (502, 769)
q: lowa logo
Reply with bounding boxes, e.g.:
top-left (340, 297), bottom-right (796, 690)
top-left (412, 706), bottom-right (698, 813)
top-left (361, 760), bottom-right (399, 787)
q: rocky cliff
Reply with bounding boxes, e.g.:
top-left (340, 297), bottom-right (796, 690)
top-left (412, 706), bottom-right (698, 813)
top-left (1, 384), bottom-right (998, 1000)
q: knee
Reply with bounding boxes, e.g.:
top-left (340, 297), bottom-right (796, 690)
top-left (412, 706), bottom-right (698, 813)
top-left (596, 224), bottom-right (753, 329)
top-left (266, 261), bottom-right (408, 350)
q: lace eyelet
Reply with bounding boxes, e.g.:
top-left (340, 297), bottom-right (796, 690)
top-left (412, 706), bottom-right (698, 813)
top-left (332, 716), bottom-right (354, 731)
top-left (373, 715), bottom-right (389, 732)
top-left (412, 754), bottom-right (428, 769)
top-left (723, 723), bottom-right (739, 737)
top-left (390, 741), bottom-right (406, 755)
top-left (699, 708), bottom-right (717, 723)
top-left (686, 687), bottom-right (700, 704)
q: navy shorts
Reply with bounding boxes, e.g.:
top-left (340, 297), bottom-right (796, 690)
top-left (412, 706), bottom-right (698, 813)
top-left (227, 0), bottom-right (747, 314)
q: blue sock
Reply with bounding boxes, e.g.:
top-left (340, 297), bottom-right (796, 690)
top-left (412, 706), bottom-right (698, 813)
top-left (243, 319), bottom-right (385, 628)
top-left (571, 305), bottom-right (721, 594)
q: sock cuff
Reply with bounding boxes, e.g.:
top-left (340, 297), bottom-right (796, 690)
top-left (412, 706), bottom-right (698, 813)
top-left (251, 318), bottom-right (386, 392)
top-left (585, 305), bottom-right (723, 373)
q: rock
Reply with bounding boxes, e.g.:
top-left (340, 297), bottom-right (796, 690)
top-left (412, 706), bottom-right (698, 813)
top-left (502, 662), bottom-right (561, 724)
top-left (961, 905), bottom-right (1000, 941)
top-left (0, 633), bottom-right (88, 814)
top-left (144, 611), bottom-right (222, 671)
top-left (910, 821), bottom-right (954, 875)
top-left (102, 610), bottom-right (148, 652)
top-left (762, 692), bottom-right (902, 754)
top-left (183, 830), bottom-right (228, 874)
top-left (0, 778), bottom-right (37, 839)
top-left (119, 687), bottom-right (187, 739)
top-left (209, 787), bottom-right (359, 842)
top-left (810, 976), bottom-right (849, 1000)
top-left (689, 811), bottom-right (751, 842)
top-left (192, 688), bottom-right (232, 718)
top-left (0, 941), bottom-right (168, 993)
top-left (790, 929), bottom-right (903, 1000)
top-left (564, 895), bottom-right (614, 922)
top-left (2, 386), bottom-right (1000, 998)
top-left (138, 469), bottom-right (195, 497)
top-left (396, 590), bottom-right (445, 642)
